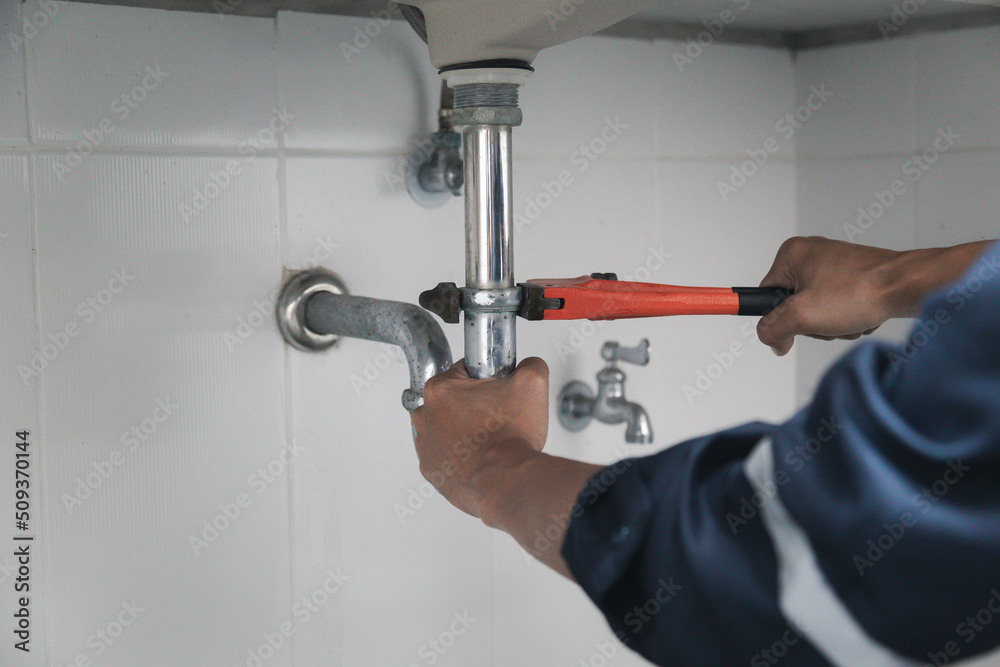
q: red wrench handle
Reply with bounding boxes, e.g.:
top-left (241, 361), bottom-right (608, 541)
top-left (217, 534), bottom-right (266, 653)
top-left (520, 276), bottom-right (789, 321)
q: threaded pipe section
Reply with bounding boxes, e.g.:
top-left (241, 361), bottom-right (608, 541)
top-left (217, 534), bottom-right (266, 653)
top-left (453, 83), bottom-right (518, 109)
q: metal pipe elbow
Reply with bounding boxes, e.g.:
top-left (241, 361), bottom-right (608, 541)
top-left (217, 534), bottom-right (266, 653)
top-left (303, 291), bottom-right (453, 411)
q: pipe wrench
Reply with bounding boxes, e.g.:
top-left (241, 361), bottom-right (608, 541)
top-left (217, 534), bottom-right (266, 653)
top-left (419, 273), bottom-right (790, 323)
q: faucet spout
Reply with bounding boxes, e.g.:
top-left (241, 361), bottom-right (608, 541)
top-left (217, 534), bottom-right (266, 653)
top-left (624, 403), bottom-right (653, 444)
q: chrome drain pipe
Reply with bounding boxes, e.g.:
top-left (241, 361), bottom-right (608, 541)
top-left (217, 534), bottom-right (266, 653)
top-left (448, 68), bottom-right (531, 379)
top-left (461, 120), bottom-right (517, 379)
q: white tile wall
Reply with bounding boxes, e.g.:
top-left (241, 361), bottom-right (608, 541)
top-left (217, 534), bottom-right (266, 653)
top-left (792, 26), bottom-right (1000, 402)
top-left (796, 156), bottom-right (917, 250)
top-left (493, 532), bottom-right (641, 666)
top-left (915, 150), bottom-right (1000, 247)
top-left (794, 37), bottom-right (918, 159)
top-left (283, 156), bottom-right (491, 666)
top-left (32, 154), bottom-right (288, 666)
top-left (4, 1), bottom-right (993, 664)
top-left (652, 160), bottom-right (797, 437)
top-left (513, 157), bottom-right (657, 281)
top-left (652, 40), bottom-right (796, 160)
top-left (793, 156), bottom-right (918, 400)
top-left (0, 156), bottom-right (47, 667)
top-left (278, 11), bottom-right (441, 153)
top-left (518, 36), bottom-right (656, 159)
top-left (915, 27), bottom-right (1000, 152)
top-left (0, 0), bottom-right (28, 144)
top-left (28, 3), bottom-right (279, 148)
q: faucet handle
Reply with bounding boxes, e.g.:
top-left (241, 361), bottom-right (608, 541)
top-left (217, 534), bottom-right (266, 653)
top-left (601, 338), bottom-right (650, 367)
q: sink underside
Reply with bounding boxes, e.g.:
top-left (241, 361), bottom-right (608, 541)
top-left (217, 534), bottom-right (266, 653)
top-left (67, 0), bottom-right (1000, 51)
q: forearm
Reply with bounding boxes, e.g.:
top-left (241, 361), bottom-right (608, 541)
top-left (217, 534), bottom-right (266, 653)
top-left (479, 449), bottom-right (603, 579)
top-left (880, 240), bottom-right (995, 317)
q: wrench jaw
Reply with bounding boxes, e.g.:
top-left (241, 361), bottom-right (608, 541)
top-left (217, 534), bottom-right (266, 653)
top-left (517, 282), bottom-right (563, 321)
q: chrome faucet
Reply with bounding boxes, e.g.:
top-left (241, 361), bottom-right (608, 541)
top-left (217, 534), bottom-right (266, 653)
top-left (557, 339), bottom-right (653, 444)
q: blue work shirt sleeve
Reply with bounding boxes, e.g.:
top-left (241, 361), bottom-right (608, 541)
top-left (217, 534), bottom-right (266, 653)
top-left (562, 241), bottom-right (1000, 666)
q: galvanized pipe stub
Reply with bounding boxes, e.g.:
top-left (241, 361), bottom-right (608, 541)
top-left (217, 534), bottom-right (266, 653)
top-left (276, 268), bottom-right (348, 351)
top-left (451, 106), bottom-right (523, 127)
top-left (453, 83), bottom-right (519, 109)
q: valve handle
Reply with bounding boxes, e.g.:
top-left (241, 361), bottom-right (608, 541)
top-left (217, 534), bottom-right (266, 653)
top-left (601, 338), bottom-right (650, 366)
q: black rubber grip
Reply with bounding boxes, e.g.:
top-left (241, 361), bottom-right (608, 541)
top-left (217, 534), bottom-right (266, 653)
top-left (733, 287), bottom-right (792, 316)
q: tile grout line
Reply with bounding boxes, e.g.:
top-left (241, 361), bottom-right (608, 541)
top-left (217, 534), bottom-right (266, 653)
top-left (490, 531), bottom-right (495, 665)
top-left (273, 11), bottom-right (300, 667)
top-left (20, 7), bottom-right (54, 664)
top-left (4, 142), bottom-right (999, 164)
top-left (649, 40), bottom-right (661, 165)
top-left (788, 47), bottom-right (801, 403)
top-left (909, 34), bottom-right (921, 251)
top-left (0, 144), bottom-right (804, 163)
top-left (797, 144), bottom-right (1000, 163)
